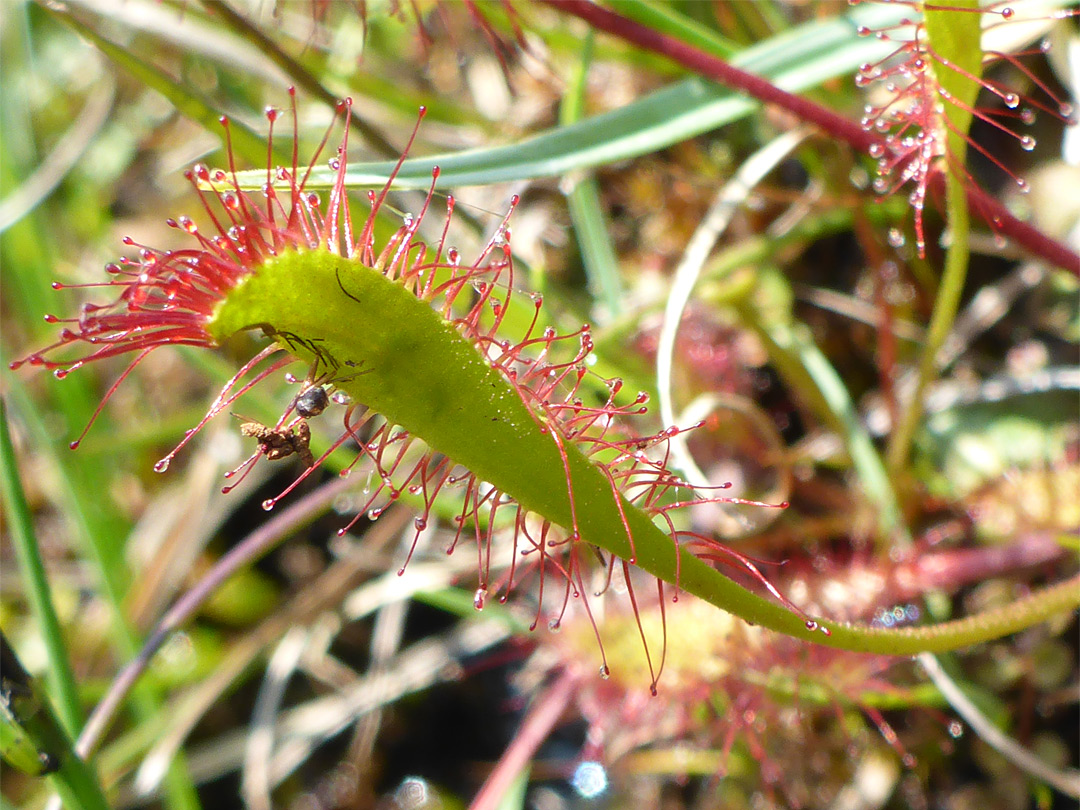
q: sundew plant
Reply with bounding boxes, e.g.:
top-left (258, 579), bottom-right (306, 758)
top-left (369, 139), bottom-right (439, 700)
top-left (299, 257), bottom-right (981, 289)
top-left (2, 2), bottom-right (1078, 809)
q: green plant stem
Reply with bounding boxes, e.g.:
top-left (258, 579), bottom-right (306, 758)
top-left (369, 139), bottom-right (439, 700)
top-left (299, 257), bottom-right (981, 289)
top-left (886, 0), bottom-right (980, 472)
top-left (886, 169), bottom-right (972, 473)
top-left (0, 400), bottom-right (83, 737)
top-left (749, 318), bottom-right (909, 546)
top-left (560, 30), bottom-right (625, 321)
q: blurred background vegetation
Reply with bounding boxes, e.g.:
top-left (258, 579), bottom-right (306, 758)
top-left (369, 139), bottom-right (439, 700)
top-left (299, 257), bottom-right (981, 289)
top-left (1, 1), bottom-right (1077, 809)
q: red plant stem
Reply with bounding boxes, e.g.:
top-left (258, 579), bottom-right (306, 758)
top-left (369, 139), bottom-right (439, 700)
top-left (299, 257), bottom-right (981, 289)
top-left (469, 668), bottom-right (579, 810)
top-left (72, 476), bottom-right (366, 761)
top-left (541, 0), bottom-right (1080, 276)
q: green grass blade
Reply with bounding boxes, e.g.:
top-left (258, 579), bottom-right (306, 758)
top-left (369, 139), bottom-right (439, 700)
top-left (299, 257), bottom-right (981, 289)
top-left (0, 400), bottom-right (84, 738)
top-left (606, 0), bottom-right (740, 58)
top-left (229, 2), bottom-right (910, 190)
top-left (560, 30), bottom-right (625, 320)
top-left (754, 318), bottom-right (907, 545)
top-left (46, 5), bottom-right (270, 168)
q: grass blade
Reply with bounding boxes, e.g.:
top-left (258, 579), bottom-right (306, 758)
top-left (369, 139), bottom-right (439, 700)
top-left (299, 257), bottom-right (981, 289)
top-left (0, 400), bottom-right (83, 738)
top-left (230, 2), bottom-right (908, 190)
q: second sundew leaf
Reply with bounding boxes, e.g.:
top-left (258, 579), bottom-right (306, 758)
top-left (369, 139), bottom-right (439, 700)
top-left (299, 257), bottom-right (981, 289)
top-left (922, 0), bottom-right (984, 170)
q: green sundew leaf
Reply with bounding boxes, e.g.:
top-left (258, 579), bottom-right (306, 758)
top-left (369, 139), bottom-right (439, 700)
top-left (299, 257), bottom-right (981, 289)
top-left (923, 0), bottom-right (984, 169)
top-left (209, 251), bottom-right (839, 650)
top-left (228, 2), bottom-right (913, 191)
top-left (207, 249), bottom-right (1080, 654)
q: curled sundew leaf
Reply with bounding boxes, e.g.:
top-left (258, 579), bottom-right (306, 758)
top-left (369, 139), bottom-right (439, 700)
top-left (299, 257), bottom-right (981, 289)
top-left (856, 0), bottom-right (1078, 253)
top-left (12, 93), bottom-right (1080, 692)
top-left (12, 92), bottom-right (809, 693)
